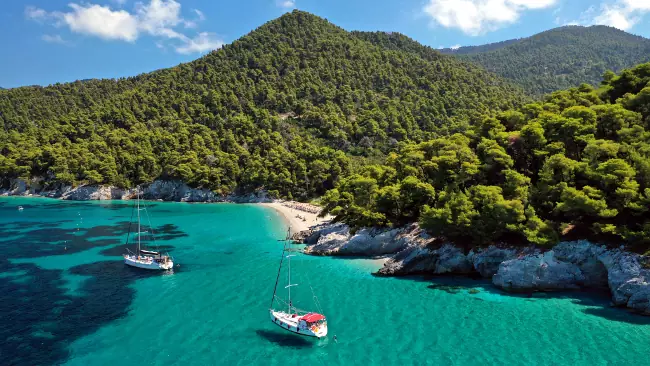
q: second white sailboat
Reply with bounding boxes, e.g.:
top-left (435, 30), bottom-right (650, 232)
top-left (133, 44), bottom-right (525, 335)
top-left (123, 187), bottom-right (174, 270)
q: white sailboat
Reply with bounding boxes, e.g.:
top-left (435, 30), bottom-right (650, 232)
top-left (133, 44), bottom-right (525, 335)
top-left (269, 228), bottom-right (328, 338)
top-left (123, 187), bottom-right (174, 270)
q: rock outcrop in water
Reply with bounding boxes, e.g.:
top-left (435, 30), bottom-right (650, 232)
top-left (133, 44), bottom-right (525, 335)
top-left (299, 223), bottom-right (650, 315)
top-left (304, 223), bottom-right (407, 256)
top-left (0, 178), bottom-right (270, 203)
top-left (61, 185), bottom-right (129, 200)
top-left (598, 250), bottom-right (650, 313)
top-left (493, 251), bottom-right (586, 291)
top-left (467, 246), bottom-right (521, 278)
top-left (378, 243), bottom-right (473, 276)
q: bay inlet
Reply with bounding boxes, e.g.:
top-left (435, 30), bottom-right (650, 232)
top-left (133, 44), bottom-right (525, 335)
top-left (1, 197), bottom-right (649, 365)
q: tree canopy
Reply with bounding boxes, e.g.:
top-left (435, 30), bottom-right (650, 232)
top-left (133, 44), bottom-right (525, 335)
top-left (322, 62), bottom-right (650, 251)
top-left (0, 11), bottom-right (523, 200)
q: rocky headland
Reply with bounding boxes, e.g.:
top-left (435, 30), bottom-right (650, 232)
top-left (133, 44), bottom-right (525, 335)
top-left (299, 222), bottom-right (650, 315)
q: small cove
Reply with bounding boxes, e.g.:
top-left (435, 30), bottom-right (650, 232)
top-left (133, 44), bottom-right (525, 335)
top-left (1, 196), bottom-right (649, 365)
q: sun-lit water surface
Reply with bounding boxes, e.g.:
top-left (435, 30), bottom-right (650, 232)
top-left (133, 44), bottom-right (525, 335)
top-left (1, 196), bottom-right (649, 366)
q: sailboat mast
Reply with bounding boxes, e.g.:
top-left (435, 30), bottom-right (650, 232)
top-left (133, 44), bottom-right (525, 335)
top-left (137, 187), bottom-right (141, 255)
top-left (287, 254), bottom-right (291, 313)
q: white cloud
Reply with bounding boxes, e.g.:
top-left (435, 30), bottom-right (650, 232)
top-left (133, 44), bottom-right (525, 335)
top-left (175, 32), bottom-right (223, 54)
top-left (623, 0), bottom-right (650, 11)
top-left (277, 0), bottom-right (296, 9)
top-left (578, 0), bottom-right (650, 31)
top-left (42, 34), bottom-right (71, 45)
top-left (63, 3), bottom-right (139, 41)
top-left (136, 0), bottom-right (182, 37)
top-left (423, 0), bottom-right (559, 35)
top-left (592, 5), bottom-right (637, 30)
top-left (25, 1), bottom-right (222, 53)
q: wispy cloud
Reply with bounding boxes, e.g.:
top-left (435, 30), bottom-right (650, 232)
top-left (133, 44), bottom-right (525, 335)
top-left (25, 6), bottom-right (50, 22)
top-left (175, 32), bottom-right (224, 54)
top-left (42, 34), bottom-right (72, 46)
top-left (437, 44), bottom-right (462, 50)
top-left (193, 9), bottom-right (205, 21)
top-left (183, 9), bottom-right (206, 29)
top-left (25, 0), bottom-right (222, 54)
top-left (277, 0), bottom-right (296, 9)
top-left (423, 0), bottom-right (559, 36)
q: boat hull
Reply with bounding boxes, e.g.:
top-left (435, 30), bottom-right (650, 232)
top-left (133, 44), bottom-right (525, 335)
top-left (124, 255), bottom-right (173, 270)
top-left (269, 310), bottom-right (328, 338)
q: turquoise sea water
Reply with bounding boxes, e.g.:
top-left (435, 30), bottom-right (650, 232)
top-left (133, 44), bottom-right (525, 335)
top-left (1, 197), bottom-right (650, 366)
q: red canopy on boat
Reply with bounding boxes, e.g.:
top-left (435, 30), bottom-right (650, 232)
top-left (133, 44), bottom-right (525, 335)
top-left (302, 313), bottom-right (325, 322)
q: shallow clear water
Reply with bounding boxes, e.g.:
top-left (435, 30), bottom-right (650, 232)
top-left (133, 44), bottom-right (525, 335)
top-left (1, 197), bottom-right (650, 366)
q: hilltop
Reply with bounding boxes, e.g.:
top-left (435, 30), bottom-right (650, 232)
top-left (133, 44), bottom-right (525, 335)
top-left (0, 10), bottom-right (524, 200)
top-left (440, 25), bottom-right (650, 95)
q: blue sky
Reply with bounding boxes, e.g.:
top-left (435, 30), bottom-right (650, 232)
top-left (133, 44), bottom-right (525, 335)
top-left (2, 0), bottom-right (650, 88)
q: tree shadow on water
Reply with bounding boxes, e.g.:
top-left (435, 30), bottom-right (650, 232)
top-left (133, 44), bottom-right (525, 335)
top-left (0, 220), bottom-right (185, 258)
top-left (0, 259), bottom-right (168, 365)
top-left (391, 274), bottom-right (650, 325)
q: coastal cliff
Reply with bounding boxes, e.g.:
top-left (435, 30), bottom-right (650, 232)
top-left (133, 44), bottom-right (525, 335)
top-left (301, 223), bottom-right (650, 315)
top-left (0, 178), bottom-right (270, 203)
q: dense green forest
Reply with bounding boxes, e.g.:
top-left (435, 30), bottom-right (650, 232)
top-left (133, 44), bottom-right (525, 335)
top-left (0, 11), bottom-right (524, 199)
top-left (322, 62), bottom-right (650, 250)
top-left (4, 11), bottom-right (650, 249)
top-left (439, 25), bottom-right (650, 96)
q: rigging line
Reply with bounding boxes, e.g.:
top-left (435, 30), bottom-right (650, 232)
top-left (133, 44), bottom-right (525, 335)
top-left (125, 196), bottom-right (136, 248)
top-left (270, 228), bottom-right (290, 309)
top-left (301, 249), bottom-right (324, 314)
top-left (290, 229), bottom-right (323, 315)
top-left (143, 198), bottom-right (159, 250)
top-left (273, 295), bottom-right (309, 314)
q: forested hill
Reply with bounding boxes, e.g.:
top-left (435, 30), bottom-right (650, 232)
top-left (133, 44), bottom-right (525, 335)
top-left (0, 10), bottom-right (525, 199)
top-left (440, 25), bottom-right (650, 96)
top-left (322, 62), bottom-right (650, 250)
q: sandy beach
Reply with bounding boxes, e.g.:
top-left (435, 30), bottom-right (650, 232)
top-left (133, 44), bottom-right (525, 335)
top-left (259, 201), bottom-right (332, 233)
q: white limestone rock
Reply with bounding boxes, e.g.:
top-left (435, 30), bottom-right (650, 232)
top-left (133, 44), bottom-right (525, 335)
top-left (304, 223), bottom-right (413, 256)
top-left (62, 185), bottom-right (129, 200)
top-left (377, 243), bottom-right (472, 276)
top-left (493, 251), bottom-right (585, 291)
top-left (554, 241), bottom-right (608, 288)
top-left (599, 250), bottom-right (650, 314)
top-left (467, 246), bottom-right (519, 278)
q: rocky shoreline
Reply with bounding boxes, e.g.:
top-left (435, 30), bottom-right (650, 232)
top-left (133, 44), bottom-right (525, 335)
top-left (299, 222), bottom-right (650, 315)
top-left (6, 177), bottom-right (650, 315)
top-left (0, 178), bottom-right (271, 203)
